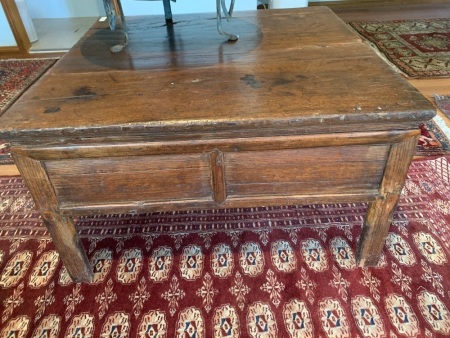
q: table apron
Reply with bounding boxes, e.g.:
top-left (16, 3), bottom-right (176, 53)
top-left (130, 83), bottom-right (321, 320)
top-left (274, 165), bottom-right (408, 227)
top-left (12, 129), bottom-right (419, 215)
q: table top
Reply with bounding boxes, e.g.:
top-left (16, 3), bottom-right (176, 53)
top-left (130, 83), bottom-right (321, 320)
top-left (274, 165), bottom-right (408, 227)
top-left (0, 7), bottom-right (435, 142)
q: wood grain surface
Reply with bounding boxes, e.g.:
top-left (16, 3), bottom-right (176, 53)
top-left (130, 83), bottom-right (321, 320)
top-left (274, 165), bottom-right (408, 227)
top-left (0, 7), bottom-right (434, 141)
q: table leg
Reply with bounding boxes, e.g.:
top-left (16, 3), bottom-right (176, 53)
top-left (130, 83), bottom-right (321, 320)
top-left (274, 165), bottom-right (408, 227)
top-left (357, 194), bottom-right (400, 266)
top-left (356, 134), bottom-right (419, 267)
top-left (42, 213), bottom-right (93, 282)
top-left (12, 153), bottom-right (93, 282)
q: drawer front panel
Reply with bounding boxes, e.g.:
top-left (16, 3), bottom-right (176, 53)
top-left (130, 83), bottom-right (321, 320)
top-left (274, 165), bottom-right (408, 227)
top-left (45, 154), bottom-right (212, 206)
top-left (225, 145), bottom-right (389, 197)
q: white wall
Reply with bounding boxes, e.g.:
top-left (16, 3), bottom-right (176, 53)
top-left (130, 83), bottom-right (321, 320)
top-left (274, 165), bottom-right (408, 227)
top-left (25, 0), bottom-right (257, 19)
top-left (0, 5), bottom-right (17, 46)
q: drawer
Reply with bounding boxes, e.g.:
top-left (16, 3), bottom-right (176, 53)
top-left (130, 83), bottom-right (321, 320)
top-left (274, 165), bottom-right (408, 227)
top-left (45, 153), bottom-right (212, 207)
top-left (224, 144), bottom-right (389, 198)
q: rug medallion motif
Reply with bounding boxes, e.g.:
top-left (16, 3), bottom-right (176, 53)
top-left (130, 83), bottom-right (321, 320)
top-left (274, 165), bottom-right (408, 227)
top-left (1, 157), bottom-right (450, 336)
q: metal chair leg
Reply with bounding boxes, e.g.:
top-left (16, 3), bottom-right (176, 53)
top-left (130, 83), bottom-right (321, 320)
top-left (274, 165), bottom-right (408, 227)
top-left (216, 0), bottom-right (239, 41)
top-left (104, 0), bottom-right (240, 51)
top-left (103, 0), bottom-right (129, 53)
top-left (162, 0), bottom-right (173, 24)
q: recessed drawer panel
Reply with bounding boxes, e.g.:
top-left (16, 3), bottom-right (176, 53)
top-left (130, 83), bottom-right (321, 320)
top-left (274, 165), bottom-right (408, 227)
top-left (225, 145), bottom-right (389, 197)
top-left (45, 154), bottom-right (212, 206)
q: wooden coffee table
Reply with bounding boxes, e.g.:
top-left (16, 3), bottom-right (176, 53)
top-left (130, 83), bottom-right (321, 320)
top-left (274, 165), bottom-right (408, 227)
top-left (0, 7), bottom-right (435, 282)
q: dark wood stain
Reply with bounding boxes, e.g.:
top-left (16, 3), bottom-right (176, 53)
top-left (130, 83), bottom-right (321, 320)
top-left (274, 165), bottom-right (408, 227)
top-left (272, 78), bottom-right (294, 87)
top-left (241, 74), bottom-right (261, 89)
top-left (74, 86), bottom-right (96, 97)
top-left (43, 107), bottom-right (61, 114)
top-left (279, 91), bottom-right (296, 97)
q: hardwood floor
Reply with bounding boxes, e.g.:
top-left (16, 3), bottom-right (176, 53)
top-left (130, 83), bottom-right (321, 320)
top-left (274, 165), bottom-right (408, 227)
top-left (0, 165), bottom-right (20, 175)
top-left (323, 2), bottom-right (450, 22)
top-left (1, 2), bottom-right (449, 176)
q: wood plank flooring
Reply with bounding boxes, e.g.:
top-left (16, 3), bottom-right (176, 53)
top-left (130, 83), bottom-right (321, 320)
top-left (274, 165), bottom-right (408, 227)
top-left (324, 2), bottom-right (450, 22)
top-left (1, 2), bottom-right (449, 176)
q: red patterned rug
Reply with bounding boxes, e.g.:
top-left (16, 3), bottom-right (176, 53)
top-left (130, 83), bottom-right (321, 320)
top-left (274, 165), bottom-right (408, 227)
top-left (435, 94), bottom-right (450, 120)
top-left (0, 58), bottom-right (57, 165)
top-left (350, 18), bottom-right (450, 78)
top-left (1, 157), bottom-right (450, 337)
top-left (418, 121), bottom-right (450, 156)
